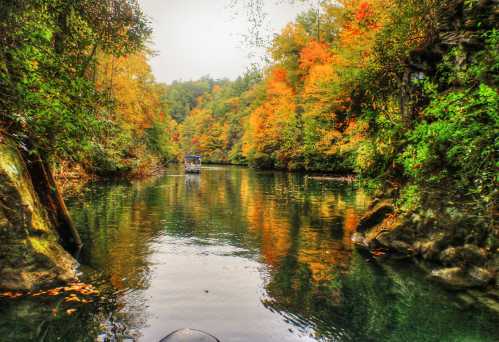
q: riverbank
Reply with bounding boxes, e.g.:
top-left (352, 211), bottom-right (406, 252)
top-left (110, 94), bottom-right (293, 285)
top-left (0, 136), bottom-right (77, 291)
top-left (352, 194), bottom-right (498, 314)
top-left (5, 166), bottom-right (496, 341)
top-left (54, 159), bottom-right (167, 198)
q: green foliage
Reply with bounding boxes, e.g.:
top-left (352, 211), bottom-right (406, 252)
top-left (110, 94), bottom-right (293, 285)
top-left (172, 72), bottom-right (262, 164)
top-left (0, 0), bottom-right (151, 161)
top-left (396, 30), bottom-right (498, 201)
top-left (146, 122), bottom-right (178, 163)
top-left (400, 84), bottom-right (498, 193)
top-left (164, 77), bottom-right (223, 122)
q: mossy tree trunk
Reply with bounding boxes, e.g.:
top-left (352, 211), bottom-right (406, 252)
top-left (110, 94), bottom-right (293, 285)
top-left (22, 151), bottom-right (82, 251)
top-left (0, 136), bottom-right (77, 290)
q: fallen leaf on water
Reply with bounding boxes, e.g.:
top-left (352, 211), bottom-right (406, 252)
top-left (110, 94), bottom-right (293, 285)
top-left (0, 291), bottom-right (24, 299)
top-left (372, 250), bottom-right (386, 257)
top-left (66, 308), bottom-right (77, 315)
top-left (64, 294), bottom-right (82, 303)
top-left (46, 288), bottom-right (63, 296)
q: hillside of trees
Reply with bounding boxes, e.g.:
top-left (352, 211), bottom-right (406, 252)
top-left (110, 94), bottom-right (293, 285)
top-left (165, 0), bottom-right (497, 205)
top-left (0, 0), bottom-right (497, 310)
top-left (161, 0), bottom-right (497, 272)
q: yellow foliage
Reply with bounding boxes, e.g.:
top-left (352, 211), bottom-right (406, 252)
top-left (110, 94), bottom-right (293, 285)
top-left (96, 52), bottom-right (163, 134)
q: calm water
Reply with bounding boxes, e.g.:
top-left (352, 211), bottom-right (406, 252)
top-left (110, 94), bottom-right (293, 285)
top-left (0, 166), bottom-right (497, 341)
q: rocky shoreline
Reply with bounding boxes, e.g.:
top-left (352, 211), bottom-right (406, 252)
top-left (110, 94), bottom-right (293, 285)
top-left (352, 197), bottom-right (498, 314)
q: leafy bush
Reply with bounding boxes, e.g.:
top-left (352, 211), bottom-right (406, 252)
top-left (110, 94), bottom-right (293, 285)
top-left (400, 84), bottom-right (498, 194)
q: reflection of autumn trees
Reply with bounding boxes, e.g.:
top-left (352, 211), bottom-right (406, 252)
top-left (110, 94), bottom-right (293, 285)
top-left (237, 171), bottom-right (370, 282)
top-left (70, 177), bottom-right (172, 291)
top-left (69, 168), bottom-right (370, 340)
top-left (71, 168), bottom-right (369, 291)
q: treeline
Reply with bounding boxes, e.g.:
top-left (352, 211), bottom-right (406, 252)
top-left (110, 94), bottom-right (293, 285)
top-left (1, 0), bottom-right (497, 212)
top-left (167, 0), bottom-right (497, 211)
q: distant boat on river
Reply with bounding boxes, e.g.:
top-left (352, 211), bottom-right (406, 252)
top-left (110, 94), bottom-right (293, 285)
top-left (184, 155), bottom-right (201, 173)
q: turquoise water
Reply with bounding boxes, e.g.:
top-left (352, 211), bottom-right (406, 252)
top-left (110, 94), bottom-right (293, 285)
top-left (0, 166), bottom-right (497, 341)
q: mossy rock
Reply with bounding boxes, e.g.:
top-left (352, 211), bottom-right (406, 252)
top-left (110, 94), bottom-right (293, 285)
top-left (0, 136), bottom-right (76, 291)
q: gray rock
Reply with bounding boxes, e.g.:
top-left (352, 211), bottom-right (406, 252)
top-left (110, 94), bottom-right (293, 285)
top-left (429, 266), bottom-right (493, 289)
top-left (467, 266), bottom-right (494, 286)
top-left (439, 244), bottom-right (488, 267)
top-left (430, 267), bottom-right (470, 289)
top-left (351, 233), bottom-right (367, 248)
top-left (388, 240), bottom-right (414, 254)
top-left (414, 232), bottom-right (450, 260)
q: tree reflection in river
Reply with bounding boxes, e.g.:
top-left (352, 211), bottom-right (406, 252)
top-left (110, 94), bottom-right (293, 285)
top-left (0, 166), bottom-right (497, 341)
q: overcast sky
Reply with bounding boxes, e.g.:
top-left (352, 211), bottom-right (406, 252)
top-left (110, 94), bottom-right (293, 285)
top-left (138, 0), bottom-right (310, 84)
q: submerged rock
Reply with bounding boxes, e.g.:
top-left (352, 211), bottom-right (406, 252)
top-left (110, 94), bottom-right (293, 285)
top-left (0, 137), bottom-right (77, 290)
top-left (439, 245), bottom-right (488, 267)
top-left (467, 289), bottom-right (499, 315)
top-left (414, 232), bottom-right (451, 260)
top-left (429, 266), bottom-right (493, 289)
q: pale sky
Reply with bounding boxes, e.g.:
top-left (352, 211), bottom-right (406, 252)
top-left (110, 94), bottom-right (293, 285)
top-left (138, 0), bottom-right (310, 84)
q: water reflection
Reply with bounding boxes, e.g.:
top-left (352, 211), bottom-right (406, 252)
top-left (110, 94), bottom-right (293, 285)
top-left (0, 166), bottom-right (497, 341)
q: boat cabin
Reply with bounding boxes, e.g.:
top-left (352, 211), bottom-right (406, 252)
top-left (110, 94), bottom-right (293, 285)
top-left (184, 155), bottom-right (201, 173)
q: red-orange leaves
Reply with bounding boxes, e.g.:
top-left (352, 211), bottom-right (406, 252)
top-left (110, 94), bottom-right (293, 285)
top-left (271, 67), bottom-right (288, 84)
top-left (299, 40), bottom-right (333, 71)
top-left (355, 2), bottom-right (372, 22)
top-left (267, 67), bottom-right (294, 97)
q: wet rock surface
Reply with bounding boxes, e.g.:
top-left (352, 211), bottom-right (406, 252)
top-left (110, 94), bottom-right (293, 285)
top-left (0, 136), bottom-right (76, 290)
top-left (353, 194), bottom-right (497, 309)
top-left (439, 245), bottom-right (488, 267)
top-left (429, 267), bottom-right (493, 289)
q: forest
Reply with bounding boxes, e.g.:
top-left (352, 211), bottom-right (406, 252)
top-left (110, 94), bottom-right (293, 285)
top-left (0, 0), bottom-right (498, 339)
top-left (3, 0), bottom-right (496, 196)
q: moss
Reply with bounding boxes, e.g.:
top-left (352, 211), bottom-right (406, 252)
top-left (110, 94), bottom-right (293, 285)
top-left (28, 236), bottom-right (51, 255)
top-left (0, 139), bottom-right (51, 234)
top-left (0, 136), bottom-right (76, 290)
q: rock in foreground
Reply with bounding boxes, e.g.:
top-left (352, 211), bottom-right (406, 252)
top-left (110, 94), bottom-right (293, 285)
top-left (0, 137), bottom-right (77, 291)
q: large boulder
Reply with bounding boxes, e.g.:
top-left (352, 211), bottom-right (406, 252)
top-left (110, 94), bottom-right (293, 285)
top-left (413, 232), bottom-right (452, 260)
top-left (0, 137), bottom-right (76, 290)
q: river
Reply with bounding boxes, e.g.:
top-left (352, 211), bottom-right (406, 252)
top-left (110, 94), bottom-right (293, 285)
top-left (0, 166), bottom-right (497, 341)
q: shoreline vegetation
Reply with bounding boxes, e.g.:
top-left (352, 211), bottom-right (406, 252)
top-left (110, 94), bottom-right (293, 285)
top-left (0, 0), bottom-right (497, 312)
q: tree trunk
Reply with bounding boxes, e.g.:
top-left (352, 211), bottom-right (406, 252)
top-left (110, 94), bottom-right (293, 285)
top-left (22, 152), bottom-right (82, 252)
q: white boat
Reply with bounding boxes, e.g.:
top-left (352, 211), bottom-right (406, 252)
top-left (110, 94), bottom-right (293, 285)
top-left (184, 155), bottom-right (201, 173)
